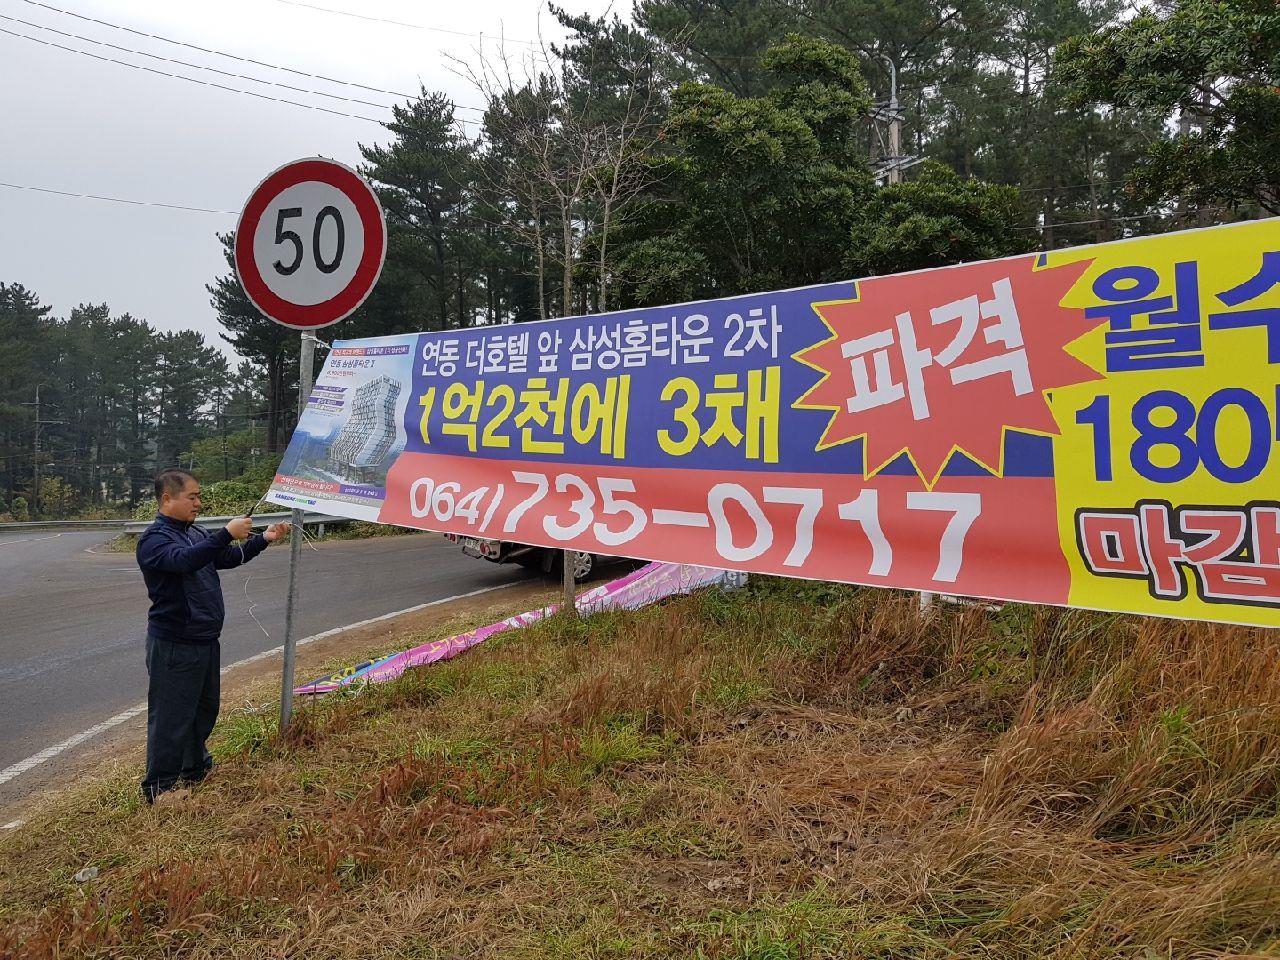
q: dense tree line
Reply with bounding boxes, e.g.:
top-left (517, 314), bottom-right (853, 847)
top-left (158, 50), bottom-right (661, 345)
top-left (3, 0), bottom-right (1276, 517)
top-left (0, 284), bottom-right (264, 518)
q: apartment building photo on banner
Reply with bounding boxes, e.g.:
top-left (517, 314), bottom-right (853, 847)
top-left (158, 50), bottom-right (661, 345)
top-left (328, 374), bottom-right (402, 483)
top-left (271, 335), bottom-right (416, 521)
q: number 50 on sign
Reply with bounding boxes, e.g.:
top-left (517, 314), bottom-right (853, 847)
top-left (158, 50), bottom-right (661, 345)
top-left (234, 157), bottom-right (386, 330)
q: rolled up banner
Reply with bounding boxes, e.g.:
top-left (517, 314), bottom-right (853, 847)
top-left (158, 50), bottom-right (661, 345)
top-left (296, 562), bottom-right (746, 695)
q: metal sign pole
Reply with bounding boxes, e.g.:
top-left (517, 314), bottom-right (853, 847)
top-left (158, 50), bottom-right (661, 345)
top-left (279, 332), bottom-right (316, 731)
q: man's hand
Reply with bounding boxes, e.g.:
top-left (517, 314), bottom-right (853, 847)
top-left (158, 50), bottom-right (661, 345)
top-left (224, 516), bottom-right (253, 540)
top-left (263, 523), bottom-right (289, 543)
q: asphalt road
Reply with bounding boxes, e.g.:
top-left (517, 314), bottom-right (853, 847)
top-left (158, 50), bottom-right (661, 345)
top-left (0, 527), bottom-right (530, 800)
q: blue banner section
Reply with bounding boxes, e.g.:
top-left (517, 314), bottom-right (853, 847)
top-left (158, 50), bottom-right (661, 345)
top-left (397, 283), bottom-right (1054, 479)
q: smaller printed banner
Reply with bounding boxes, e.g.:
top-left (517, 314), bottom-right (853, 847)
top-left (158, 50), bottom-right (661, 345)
top-left (296, 561), bottom-right (746, 695)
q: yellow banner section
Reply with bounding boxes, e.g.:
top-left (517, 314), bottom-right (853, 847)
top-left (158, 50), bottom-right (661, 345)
top-left (1049, 219), bottom-right (1280, 627)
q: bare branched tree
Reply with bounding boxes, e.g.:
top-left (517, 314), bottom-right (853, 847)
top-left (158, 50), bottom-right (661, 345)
top-left (450, 15), bottom-right (663, 320)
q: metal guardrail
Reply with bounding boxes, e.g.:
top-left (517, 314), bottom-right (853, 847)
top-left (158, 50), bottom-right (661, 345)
top-left (120, 512), bottom-right (351, 535)
top-left (0, 518), bottom-right (128, 534)
top-left (0, 512), bottom-right (352, 536)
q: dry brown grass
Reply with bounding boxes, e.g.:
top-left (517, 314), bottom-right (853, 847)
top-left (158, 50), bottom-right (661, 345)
top-left (1, 579), bottom-right (1278, 958)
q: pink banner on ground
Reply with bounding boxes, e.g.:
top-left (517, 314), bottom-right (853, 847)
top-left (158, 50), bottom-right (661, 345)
top-left (295, 562), bottom-right (747, 696)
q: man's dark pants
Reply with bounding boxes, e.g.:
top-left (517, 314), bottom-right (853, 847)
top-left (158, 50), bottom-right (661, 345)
top-left (142, 636), bottom-right (219, 802)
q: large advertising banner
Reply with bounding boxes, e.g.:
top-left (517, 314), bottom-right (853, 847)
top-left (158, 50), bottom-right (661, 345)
top-left (267, 219), bottom-right (1280, 628)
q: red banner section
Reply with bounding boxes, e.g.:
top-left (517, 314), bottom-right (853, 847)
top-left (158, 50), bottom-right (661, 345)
top-left (380, 452), bottom-right (1068, 604)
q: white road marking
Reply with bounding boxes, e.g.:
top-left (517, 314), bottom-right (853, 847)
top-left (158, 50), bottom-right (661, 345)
top-left (0, 704), bottom-right (147, 787)
top-left (214, 583), bottom-right (508, 672)
top-left (0, 533), bottom-right (64, 548)
top-left (0, 583), bottom-right (511, 789)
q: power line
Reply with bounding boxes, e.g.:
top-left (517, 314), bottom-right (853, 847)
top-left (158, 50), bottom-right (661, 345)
top-left (11, 0), bottom-right (736, 116)
top-left (1, 16), bottom-right (489, 123)
top-left (0, 11), bottom-right (394, 110)
top-left (269, 0), bottom-right (539, 46)
top-left (38, 457), bottom-right (178, 470)
top-left (1017, 178), bottom-right (1132, 195)
top-left (271, 0), bottom-right (442, 32)
top-left (0, 24), bottom-right (388, 124)
top-left (0, 166), bottom-right (1138, 221)
top-left (0, 179), bottom-right (237, 215)
top-left (16, 0), bottom-right (418, 98)
top-left (0, 442), bottom-right (123, 464)
top-left (1013, 212), bottom-right (1165, 232)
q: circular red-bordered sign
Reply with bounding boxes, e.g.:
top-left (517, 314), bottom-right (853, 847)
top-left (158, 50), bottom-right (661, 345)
top-left (234, 157), bottom-right (386, 329)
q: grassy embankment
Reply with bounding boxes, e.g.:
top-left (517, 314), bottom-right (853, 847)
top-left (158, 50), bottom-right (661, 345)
top-left (2, 578), bottom-right (1278, 958)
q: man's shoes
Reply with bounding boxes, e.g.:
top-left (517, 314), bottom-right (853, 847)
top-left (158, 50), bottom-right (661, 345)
top-left (151, 787), bottom-right (193, 809)
top-left (178, 766), bottom-right (212, 788)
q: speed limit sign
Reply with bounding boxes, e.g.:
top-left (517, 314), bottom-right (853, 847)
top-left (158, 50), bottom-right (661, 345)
top-left (234, 157), bottom-right (386, 329)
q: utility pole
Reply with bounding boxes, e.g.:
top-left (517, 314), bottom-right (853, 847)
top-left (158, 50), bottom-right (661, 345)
top-left (884, 55), bottom-right (902, 185)
top-left (219, 409), bottom-right (229, 480)
top-left (24, 384), bottom-right (64, 517)
top-left (871, 53), bottom-right (920, 186)
top-left (31, 385), bottom-right (41, 515)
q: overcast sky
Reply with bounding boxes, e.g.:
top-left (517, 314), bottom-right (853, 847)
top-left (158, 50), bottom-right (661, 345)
top-left (0, 0), bottom-right (619, 357)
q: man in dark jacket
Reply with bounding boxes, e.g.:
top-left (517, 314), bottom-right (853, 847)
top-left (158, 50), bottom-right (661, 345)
top-left (136, 468), bottom-right (287, 803)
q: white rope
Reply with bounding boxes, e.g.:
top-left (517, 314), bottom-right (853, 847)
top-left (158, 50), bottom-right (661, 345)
top-left (237, 508), bottom-right (322, 642)
top-left (242, 569), bottom-right (272, 640)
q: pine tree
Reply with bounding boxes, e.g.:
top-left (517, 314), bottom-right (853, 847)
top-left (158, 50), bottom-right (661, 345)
top-left (0, 284), bottom-right (52, 508)
top-left (633, 0), bottom-right (795, 96)
top-left (358, 92), bottom-right (475, 332)
top-left (208, 233), bottom-right (296, 454)
top-left (1055, 0), bottom-right (1280, 217)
